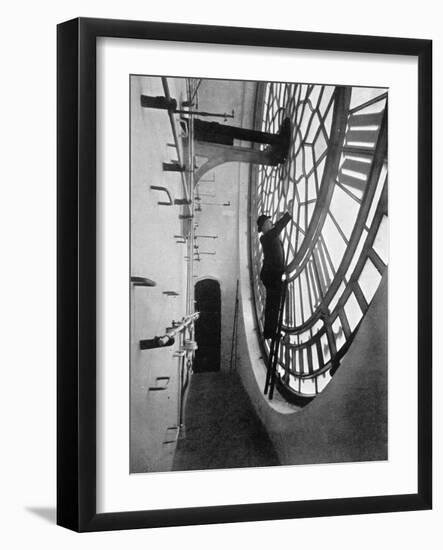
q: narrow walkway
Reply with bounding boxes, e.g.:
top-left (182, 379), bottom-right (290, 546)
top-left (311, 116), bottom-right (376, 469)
top-left (172, 371), bottom-right (280, 471)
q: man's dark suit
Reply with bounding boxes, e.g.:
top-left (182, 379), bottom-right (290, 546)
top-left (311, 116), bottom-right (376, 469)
top-left (259, 212), bottom-right (291, 338)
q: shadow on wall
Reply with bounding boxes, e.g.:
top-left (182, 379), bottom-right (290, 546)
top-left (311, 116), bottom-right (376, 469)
top-left (237, 273), bottom-right (388, 466)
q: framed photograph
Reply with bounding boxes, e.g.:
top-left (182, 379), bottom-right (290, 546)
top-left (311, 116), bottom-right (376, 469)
top-left (57, 17), bottom-right (432, 531)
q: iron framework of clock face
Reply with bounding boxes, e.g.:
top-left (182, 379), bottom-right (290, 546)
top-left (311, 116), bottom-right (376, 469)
top-left (250, 82), bottom-right (389, 404)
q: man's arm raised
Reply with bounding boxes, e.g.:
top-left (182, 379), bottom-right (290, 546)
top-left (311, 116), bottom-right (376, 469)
top-left (271, 211), bottom-right (292, 236)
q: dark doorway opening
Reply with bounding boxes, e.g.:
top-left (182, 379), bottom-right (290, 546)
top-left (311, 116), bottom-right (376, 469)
top-left (194, 279), bottom-right (221, 372)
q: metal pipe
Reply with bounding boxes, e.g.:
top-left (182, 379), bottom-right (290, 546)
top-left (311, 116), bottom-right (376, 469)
top-left (139, 312), bottom-right (199, 350)
top-left (201, 201), bottom-right (230, 207)
top-left (167, 312), bottom-right (199, 339)
top-left (176, 109), bottom-right (234, 119)
top-left (140, 94), bottom-right (234, 120)
top-left (187, 79), bottom-right (197, 323)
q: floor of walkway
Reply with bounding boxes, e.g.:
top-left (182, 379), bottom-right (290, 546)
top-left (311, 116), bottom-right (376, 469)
top-left (172, 371), bottom-right (280, 471)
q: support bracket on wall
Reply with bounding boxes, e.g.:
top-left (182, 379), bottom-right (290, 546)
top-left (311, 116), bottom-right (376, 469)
top-left (140, 335), bottom-right (175, 350)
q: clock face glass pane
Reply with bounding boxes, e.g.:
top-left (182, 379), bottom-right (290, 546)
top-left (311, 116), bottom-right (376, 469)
top-left (250, 82), bottom-right (388, 403)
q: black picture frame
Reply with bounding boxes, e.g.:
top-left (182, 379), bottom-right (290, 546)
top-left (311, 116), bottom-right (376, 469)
top-left (57, 17), bottom-right (432, 532)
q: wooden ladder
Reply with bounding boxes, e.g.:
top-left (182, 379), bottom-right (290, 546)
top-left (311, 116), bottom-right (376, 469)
top-left (264, 279), bottom-right (288, 400)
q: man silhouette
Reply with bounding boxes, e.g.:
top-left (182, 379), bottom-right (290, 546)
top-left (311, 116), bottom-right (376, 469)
top-left (257, 211), bottom-right (292, 339)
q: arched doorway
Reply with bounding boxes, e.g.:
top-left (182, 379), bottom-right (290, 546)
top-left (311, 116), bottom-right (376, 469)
top-left (193, 279), bottom-right (221, 372)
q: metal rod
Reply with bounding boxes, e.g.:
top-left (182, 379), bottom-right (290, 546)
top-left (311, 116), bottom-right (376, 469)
top-left (177, 329), bottom-right (185, 430)
top-left (201, 201), bottom-right (230, 207)
top-left (139, 311), bottom-right (199, 351)
top-left (176, 109), bottom-right (234, 119)
top-left (140, 94), bottom-right (234, 120)
top-left (186, 78), bottom-right (197, 327)
top-left (167, 312), bottom-right (199, 339)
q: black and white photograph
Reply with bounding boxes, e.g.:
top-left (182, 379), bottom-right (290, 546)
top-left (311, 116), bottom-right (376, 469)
top-left (0, 0), bottom-right (438, 543)
top-left (130, 76), bottom-right (388, 474)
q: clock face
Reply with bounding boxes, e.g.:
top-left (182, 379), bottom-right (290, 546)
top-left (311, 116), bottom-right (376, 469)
top-left (250, 82), bottom-right (388, 404)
